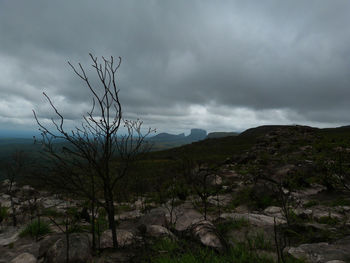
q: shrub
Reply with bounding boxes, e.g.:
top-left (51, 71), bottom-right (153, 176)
top-left (19, 219), bottom-right (51, 238)
top-left (0, 205), bottom-right (9, 224)
top-left (304, 200), bottom-right (319, 208)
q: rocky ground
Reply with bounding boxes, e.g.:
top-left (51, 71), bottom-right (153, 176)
top-left (1, 126), bottom-right (350, 262)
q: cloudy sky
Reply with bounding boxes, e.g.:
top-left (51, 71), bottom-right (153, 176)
top-left (1, 0), bottom-right (350, 136)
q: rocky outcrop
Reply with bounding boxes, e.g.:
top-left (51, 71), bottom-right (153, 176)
top-left (146, 225), bottom-right (177, 240)
top-left (190, 220), bottom-right (223, 250)
top-left (100, 229), bottom-right (140, 249)
top-left (46, 233), bottom-right (92, 263)
top-left (220, 212), bottom-right (286, 227)
top-left (0, 226), bottom-right (20, 246)
top-left (10, 252), bottom-right (37, 263)
top-left (285, 237), bottom-right (350, 263)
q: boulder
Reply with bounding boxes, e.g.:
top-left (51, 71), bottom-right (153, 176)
top-left (174, 208), bottom-right (203, 231)
top-left (190, 220), bottom-right (223, 250)
top-left (220, 213), bottom-right (286, 227)
top-left (115, 210), bottom-right (143, 221)
top-left (146, 225), bottom-right (176, 240)
top-left (207, 194), bottom-right (232, 206)
top-left (285, 238), bottom-right (350, 263)
top-left (100, 229), bottom-right (140, 249)
top-left (38, 234), bottom-right (62, 258)
top-left (10, 252), bottom-right (37, 263)
top-left (46, 233), bottom-right (91, 263)
top-left (138, 208), bottom-right (167, 227)
top-left (0, 226), bottom-right (20, 246)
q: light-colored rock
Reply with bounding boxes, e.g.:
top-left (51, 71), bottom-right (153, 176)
top-left (264, 206), bottom-right (282, 214)
top-left (100, 229), bottom-right (140, 248)
top-left (207, 194), bottom-right (232, 206)
top-left (21, 185), bottom-right (35, 191)
top-left (46, 233), bottom-right (91, 263)
top-left (285, 240), bottom-right (350, 263)
top-left (115, 210), bottom-right (143, 221)
top-left (146, 225), bottom-right (176, 240)
top-left (0, 227), bottom-right (20, 246)
top-left (312, 208), bottom-right (343, 220)
top-left (10, 252), bottom-right (37, 263)
top-left (220, 213), bottom-right (286, 226)
top-left (325, 260), bottom-right (346, 263)
top-left (190, 220), bottom-right (223, 250)
top-left (175, 208), bottom-right (203, 231)
top-left (208, 175), bottom-right (222, 186)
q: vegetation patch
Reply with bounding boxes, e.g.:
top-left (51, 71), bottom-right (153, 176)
top-left (19, 219), bottom-right (51, 238)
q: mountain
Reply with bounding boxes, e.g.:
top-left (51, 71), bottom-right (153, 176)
top-left (149, 129), bottom-right (207, 144)
top-left (148, 132), bottom-right (185, 142)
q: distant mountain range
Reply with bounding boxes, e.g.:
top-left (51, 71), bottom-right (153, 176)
top-left (148, 129), bottom-right (239, 144)
top-left (148, 129), bottom-right (207, 143)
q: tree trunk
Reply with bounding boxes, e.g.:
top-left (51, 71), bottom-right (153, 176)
top-left (105, 188), bottom-right (118, 248)
top-left (90, 176), bottom-right (96, 250)
top-left (9, 194), bottom-right (16, 227)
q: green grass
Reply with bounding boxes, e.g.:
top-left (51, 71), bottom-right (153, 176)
top-left (246, 230), bottom-right (273, 251)
top-left (303, 200), bottom-right (319, 208)
top-left (0, 205), bottom-right (9, 223)
top-left (216, 218), bottom-right (250, 234)
top-left (19, 219), bottom-right (51, 238)
top-left (317, 216), bottom-right (339, 226)
top-left (146, 240), bottom-right (275, 263)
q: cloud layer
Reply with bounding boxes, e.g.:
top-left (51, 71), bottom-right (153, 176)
top-left (1, 0), bottom-right (350, 135)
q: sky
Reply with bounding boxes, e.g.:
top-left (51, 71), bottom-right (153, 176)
top-left (1, 0), bottom-right (350, 137)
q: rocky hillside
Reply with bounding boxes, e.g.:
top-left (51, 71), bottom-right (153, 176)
top-left (1, 125), bottom-right (350, 262)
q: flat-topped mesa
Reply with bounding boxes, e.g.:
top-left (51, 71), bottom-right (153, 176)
top-left (187, 128), bottom-right (207, 141)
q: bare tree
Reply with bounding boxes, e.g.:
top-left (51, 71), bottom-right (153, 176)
top-left (4, 150), bottom-right (27, 226)
top-left (182, 159), bottom-right (221, 220)
top-left (33, 54), bottom-right (154, 248)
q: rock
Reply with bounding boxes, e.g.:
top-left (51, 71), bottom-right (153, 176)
top-left (0, 226), bottom-right (20, 246)
top-left (208, 175), bottom-right (222, 186)
top-left (221, 170), bottom-right (239, 179)
top-left (174, 208), bottom-right (203, 231)
top-left (134, 198), bottom-right (145, 210)
top-left (264, 206), bottom-right (285, 219)
top-left (38, 234), bottom-right (62, 258)
top-left (100, 229), bottom-right (140, 249)
top-left (326, 261), bottom-right (346, 263)
top-left (285, 239), bottom-right (350, 263)
top-left (146, 225), bottom-right (176, 240)
top-left (220, 213), bottom-right (286, 227)
top-left (10, 252), bottom-right (37, 263)
top-left (115, 210), bottom-right (143, 221)
top-left (311, 208), bottom-right (343, 221)
top-left (138, 208), bottom-right (167, 227)
top-left (46, 233), bottom-right (91, 263)
top-left (293, 184), bottom-right (327, 198)
top-left (190, 220), bottom-right (223, 250)
top-left (207, 194), bottom-right (232, 206)
top-left (264, 206), bottom-right (282, 214)
top-left (234, 205), bottom-right (249, 213)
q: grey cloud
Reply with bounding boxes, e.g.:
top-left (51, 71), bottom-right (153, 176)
top-left (0, 0), bottom-right (350, 134)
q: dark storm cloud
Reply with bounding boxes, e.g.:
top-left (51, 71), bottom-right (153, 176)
top-left (0, 0), bottom-right (350, 133)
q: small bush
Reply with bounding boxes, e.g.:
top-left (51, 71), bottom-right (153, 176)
top-left (0, 206), bottom-right (9, 223)
top-left (304, 200), bottom-right (319, 208)
top-left (330, 198), bottom-right (350, 207)
top-left (20, 219), bottom-right (51, 238)
top-left (317, 216), bottom-right (339, 226)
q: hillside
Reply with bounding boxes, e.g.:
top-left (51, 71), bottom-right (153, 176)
top-left (1, 124), bottom-right (350, 262)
